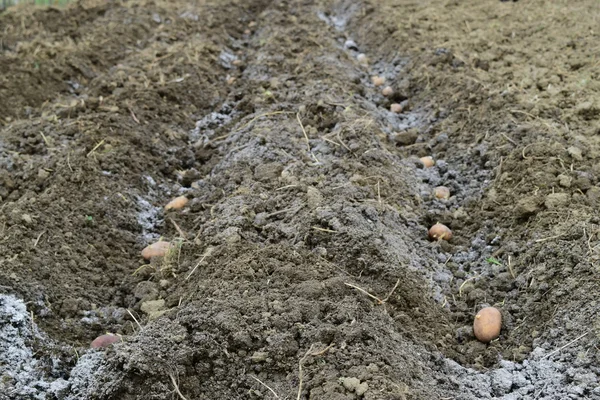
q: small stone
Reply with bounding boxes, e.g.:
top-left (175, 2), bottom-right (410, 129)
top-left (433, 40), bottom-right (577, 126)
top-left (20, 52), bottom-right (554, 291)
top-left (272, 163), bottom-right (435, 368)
top-left (586, 187), bottom-right (600, 206)
top-left (366, 364), bottom-right (379, 373)
top-left (312, 246), bottom-right (327, 257)
top-left (21, 214), bottom-right (33, 224)
top-left (38, 169), bottom-right (50, 180)
top-left (576, 101), bottom-right (599, 118)
top-left (356, 382), bottom-right (369, 396)
top-left (254, 212), bottom-right (268, 227)
top-left (140, 299), bottom-right (165, 313)
top-left (382, 86), bottom-right (394, 97)
top-left (557, 174), bottom-right (571, 187)
top-left (436, 160), bottom-right (449, 173)
top-left (344, 40), bottom-right (358, 50)
top-left (544, 192), bottom-right (570, 209)
top-left (254, 162), bottom-right (282, 182)
top-left (133, 281), bottom-right (159, 301)
top-left (516, 197), bottom-right (539, 217)
top-left (573, 176), bottom-right (592, 191)
top-left (453, 208), bottom-right (468, 220)
top-left (307, 187), bottom-right (323, 209)
top-left (268, 78), bottom-right (280, 89)
top-left (221, 226), bottom-right (241, 244)
top-left (491, 368), bottom-right (513, 395)
top-left (140, 299), bottom-right (166, 320)
top-left (49, 379), bottom-right (70, 400)
top-left (159, 279), bottom-right (170, 288)
top-left (251, 351), bottom-right (268, 362)
top-left (357, 53), bottom-right (369, 65)
top-left (60, 298), bottom-right (79, 316)
top-left (179, 168), bottom-right (201, 186)
top-left (391, 130), bottom-right (418, 146)
top-left (100, 105), bottom-right (119, 113)
top-left (567, 146), bottom-right (583, 160)
top-left (340, 377), bottom-right (361, 392)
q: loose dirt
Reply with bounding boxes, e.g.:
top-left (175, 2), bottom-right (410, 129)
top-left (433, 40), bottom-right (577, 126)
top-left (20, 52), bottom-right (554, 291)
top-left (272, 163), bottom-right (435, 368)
top-left (1, 0), bottom-right (599, 399)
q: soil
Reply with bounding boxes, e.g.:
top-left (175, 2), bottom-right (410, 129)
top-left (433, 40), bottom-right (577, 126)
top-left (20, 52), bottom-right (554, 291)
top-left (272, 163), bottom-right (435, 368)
top-left (1, 0), bottom-right (599, 399)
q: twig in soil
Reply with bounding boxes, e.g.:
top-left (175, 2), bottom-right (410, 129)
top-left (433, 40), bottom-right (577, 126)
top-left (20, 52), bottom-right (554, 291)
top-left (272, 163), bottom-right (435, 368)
top-left (185, 249), bottom-right (211, 280)
top-left (297, 343), bottom-right (334, 400)
top-left (534, 234), bottom-right (563, 243)
top-left (512, 316), bottom-right (528, 334)
top-left (311, 226), bottom-right (337, 233)
top-left (336, 129), bottom-right (351, 153)
top-left (458, 276), bottom-right (477, 297)
top-left (534, 383), bottom-right (549, 399)
top-left (33, 230), bottom-right (45, 247)
top-left (507, 255), bottom-right (516, 279)
top-left (127, 309), bottom-right (143, 331)
top-left (275, 184), bottom-right (298, 191)
top-left (382, 279), bottom-right (401, 303)
top-left (236, 111), bottom-right (294, 132)
top-left (444, 254), bottom-right (454, 267)
top-left (500, 132), bottom-right (518, 146)
top-left (542, 331), bottom-right (591, 360)
top-left (169, 218), bottom-right (186, 240)
top-left (296, 112), bottom-right (320, 164)
top-left (67, 152), bottom-right (73, 172)
top-left (344, 279), bottom-right (400, 305)
top-left (345, 283), bottom-right (381, 303)
top-left (521, 143), bottom-right (535, 160)
top-left (39, 132), bottom-right (52, 147)
top-left (209, 133), bottom-right (230, 143)
top-left (509, 109), bottom-right (553, 130)
top-left (331, 183), bottom-right (352, 190)
top-left (296, 113), bottom-right (311, 152)
top-left (169, 374), bottom-right (189, 400)
top-left (493, 157), bottom-right (503, 185)
top-left (585, 227), bottom-right (598, 255)
top-left (128, 107), bottom-right (140, 124)
top-left (322, 137), bottom-right (341, 147)
top-left (86, 139), bottom-right (105, 158)
top-left (250, 375), bottom-right (280, 399)
top-left (266, 206), bottom-right (303, 218)
top-left (132, 264), bottom-right (153, 276)
top-left (30, 311), bottom-right (36, 338)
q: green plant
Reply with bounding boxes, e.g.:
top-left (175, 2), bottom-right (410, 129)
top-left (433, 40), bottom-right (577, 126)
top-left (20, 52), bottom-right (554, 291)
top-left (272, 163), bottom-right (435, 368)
top-left (486, 257), bottom-right (502, 265)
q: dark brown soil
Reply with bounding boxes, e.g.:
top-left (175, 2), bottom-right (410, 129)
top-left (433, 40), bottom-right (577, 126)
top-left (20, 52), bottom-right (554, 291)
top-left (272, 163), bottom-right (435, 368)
top-left (1, 0), bottom-right (599, 399)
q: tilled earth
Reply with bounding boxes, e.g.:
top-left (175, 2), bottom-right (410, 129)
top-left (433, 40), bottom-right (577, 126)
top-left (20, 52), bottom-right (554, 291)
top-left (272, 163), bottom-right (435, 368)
top-left (1, 0), bottom-right (599, 399)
